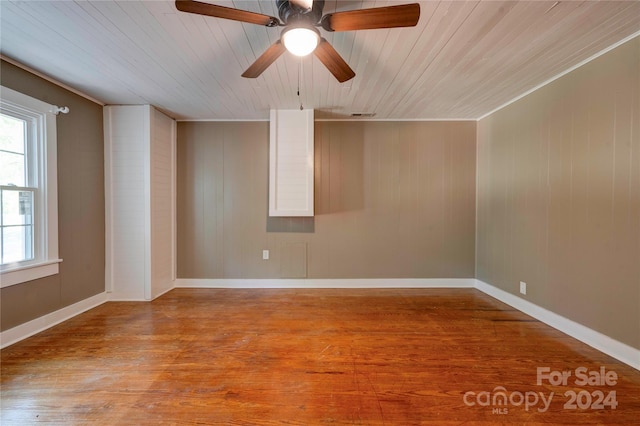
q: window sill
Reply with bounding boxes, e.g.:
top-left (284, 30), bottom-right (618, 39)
top-left (0, 259), bottom-right (63, 288)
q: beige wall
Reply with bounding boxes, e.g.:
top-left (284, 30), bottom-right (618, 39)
top-left (477, 38), bottom-right (640, 349)
top-left (1, 60), bottom-right (105, 331)
top-left (177, 121), bottom-right (476, 279)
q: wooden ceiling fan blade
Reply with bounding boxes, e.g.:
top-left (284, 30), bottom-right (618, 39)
top-left (175, 0), bottom-right (279, 27)
top-left (242, 41), bottom-right (287, 78)
top-left (313, 38), bottom-right (355, 83)
top-left (321, 3), bottom-right (420, 32)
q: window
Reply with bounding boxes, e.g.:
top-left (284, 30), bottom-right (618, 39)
top-left (0, 86), bottom-right (60, 287)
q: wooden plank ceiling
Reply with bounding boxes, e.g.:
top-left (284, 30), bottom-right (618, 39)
top-left (1, 1), bottom-right (639, 120)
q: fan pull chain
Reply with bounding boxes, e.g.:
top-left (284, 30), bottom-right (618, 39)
top-left (298, 57), bottom-right (303, 110)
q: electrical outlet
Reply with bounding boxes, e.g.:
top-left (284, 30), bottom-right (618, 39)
top-left (262, 250), bottom-right (269, 260)
top-left (520, 281), bottom-right (527, 295)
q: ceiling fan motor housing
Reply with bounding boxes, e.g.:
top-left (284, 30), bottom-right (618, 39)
top-left (277, 0), bottom-right (325, 25)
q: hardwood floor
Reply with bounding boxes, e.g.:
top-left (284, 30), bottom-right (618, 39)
top-left (1, 288), bottom-right (639, 425)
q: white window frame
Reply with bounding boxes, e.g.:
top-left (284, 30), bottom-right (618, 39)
top-left (0, 86), bottom-right (61, 288)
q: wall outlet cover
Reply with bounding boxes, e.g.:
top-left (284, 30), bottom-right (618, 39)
top-left (520, 281), bottom-right (527, 295)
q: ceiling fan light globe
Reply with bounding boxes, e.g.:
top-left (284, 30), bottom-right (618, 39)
top-left (282, 27), bottom-right (319, 56)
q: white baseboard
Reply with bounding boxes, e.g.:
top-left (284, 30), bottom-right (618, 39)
top-left (175, 278), bottom-right (476, 289)
top-left (0, 291), bottom-right (109, 349)
top-left (107, 292), bottom-right (147, 301)
top-left (475, 279), bottom-right (640, 371)
top-left (108, 281), bottom-right (177, 302)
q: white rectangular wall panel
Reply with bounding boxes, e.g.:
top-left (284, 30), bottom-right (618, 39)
top-left (104, 105), bottom-right (149, 301)
top-left (150, 107), bottom-right (176, 299)
top-left (104, 105), bottom-right (176, 301)
top-left (269, 109), bottom-right (314, 216)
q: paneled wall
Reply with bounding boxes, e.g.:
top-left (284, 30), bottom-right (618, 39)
top-left (477, 37), bottom-right (640, 349)
top-left (177, 121), bottom-right (476, 279)
top-left (0, 60), bottom-right (105, 331)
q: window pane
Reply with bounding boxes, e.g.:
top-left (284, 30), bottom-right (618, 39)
top-left (2, 189), bottom-right (33, 226)
top-left (0, 151), bottom-right (26, 186)
top-left (0, 113), bottom-right (26, 186)
top-left (2, 225), bottom-right (33, 264)
top-left (0, 113), bottom-right (25, 154)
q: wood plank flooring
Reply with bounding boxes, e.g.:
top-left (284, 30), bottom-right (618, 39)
top-left (1, 288), bottom-right (639, 425)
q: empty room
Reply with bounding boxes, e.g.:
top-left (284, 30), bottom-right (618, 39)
top-left (1, 1), bottom-right (639, 424)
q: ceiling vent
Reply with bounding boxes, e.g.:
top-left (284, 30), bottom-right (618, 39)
top-left (350, 113), bottom-right (376, 118)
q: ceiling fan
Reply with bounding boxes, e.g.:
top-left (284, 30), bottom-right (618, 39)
top-left (175, 0), bottom-right (420, 83)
